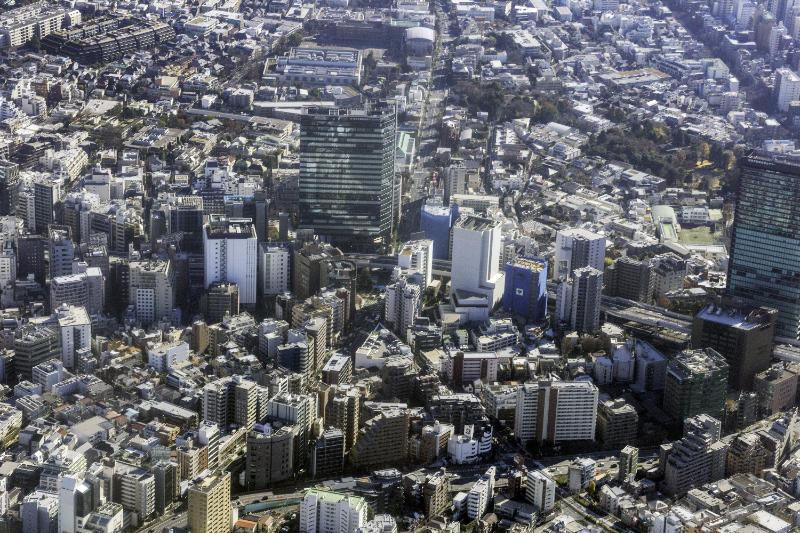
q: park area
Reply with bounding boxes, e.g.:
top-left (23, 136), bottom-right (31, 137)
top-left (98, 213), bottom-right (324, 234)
top-left (678, 226), bottom-right (720, 245)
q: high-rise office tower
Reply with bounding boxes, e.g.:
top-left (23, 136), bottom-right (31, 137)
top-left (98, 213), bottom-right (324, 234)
top-left (202, 281), bottom-right (240, 323)
top-left (0, 160), bottom-right (19, 216)
top-left (605, 256), bottom-right (655, 303)
top-left (187, 470), bottom-right (233, 533)
top-left (692, 300), bottom-right (777, 390)
top-left (34, 180), bottom-right (59, 235)
top-left (450, 216), bottom-right (505, 306)
top-left (203, 217), bottom-right (258, 305)
top-left (299, 104), bottom-right (396, 243)
top-left (553, 228), bottom-right (606, 280)
top-left (14, 324), bottom-right (61, 380)
top-left (556, 266), bottom-right (603, 334)
top-left (17, 233), bottom-right (46, 286)
top-left (728, 155), bottom-right (800, 339)
top-left (664, 348), bottom-right (729, 421)
top-left (49, 225), bottom-right (75, 279)
top-left (151, 196), bottom-right (205, 251)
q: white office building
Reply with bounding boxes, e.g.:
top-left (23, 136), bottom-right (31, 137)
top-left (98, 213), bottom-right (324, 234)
top-left (260, 244), bottom-right (291, 296)
top-left (148, 341), bottom-right (189, 373)
top-left (450, 216), bottom-right (505, 306)
top-left (204, 217), bottom-right (258, 305)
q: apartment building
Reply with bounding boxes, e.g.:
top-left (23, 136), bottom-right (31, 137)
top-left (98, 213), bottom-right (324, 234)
top-left (348, 409), bottom-right (409, 469)
top-left (187, 471), bottom-right (234, 533)
top-left (514, 380), bottom-right (599, 445)
top-left (299, 489), bottom-right (367, 533)
top-left (525, 470), bottom-right (555, 512)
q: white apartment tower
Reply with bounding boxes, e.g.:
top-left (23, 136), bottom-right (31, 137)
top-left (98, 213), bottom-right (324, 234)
top-left (466, 466), bottom-right (495, 520)
top-left (129, 261), bottom-right (175, 325)
top-left (514, 380), bottom-right (599, 445)
top-left (553, 228), bottom-right (606, 280)
top-left (50, 267), bottom-right (104, 316)
top-left (769, 22), bottom-right (788, 55)
top-left (775, 68), bottom-right (800, 111)
top-left (56, 305), bottom-right (91, 370)
top-left (444, 162), bottom-right (466, 203)
top-left (300, 489), bottom-right (367, 533)
top-left (397, 239), bottom-right (433, 288)
top-left (204, 217), bottom-right (258, 305)
top-left (384, 278), bottom-right (422, 338)
top-left (525, 470), bottom-right (555, 512)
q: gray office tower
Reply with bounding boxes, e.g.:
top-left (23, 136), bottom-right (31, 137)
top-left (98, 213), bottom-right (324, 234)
top-left (299, 104), bottom-right (397, 244)
top-left (728, 155), bottom-right (800, 339)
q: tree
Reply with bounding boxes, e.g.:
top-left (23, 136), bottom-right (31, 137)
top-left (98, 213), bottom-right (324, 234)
top-left (287, 32), bottom-right (303, 47)
top-left (587, 480), bottom-right (597, 494)
top-left (722, 150), bottom-right (736, 170)
top-left (698, 142), bottom-right (710, 164)
top-left (357, 268), bottom-right (373, 292)
top-left (27, 35), bottom-right (41, 51)
top-left (562, 337), bottom-right (576, 358)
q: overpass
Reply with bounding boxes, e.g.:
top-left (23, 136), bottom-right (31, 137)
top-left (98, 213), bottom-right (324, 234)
top-left (342, 253), bottom-right (451, 276)
top-left (545, 281), bottom-right (693, 334)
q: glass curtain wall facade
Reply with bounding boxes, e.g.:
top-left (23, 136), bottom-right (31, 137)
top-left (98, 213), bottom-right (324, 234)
top-left (728, 155), bottom-right (800, 339)
top-left (299, 104), bottom-right (396, 241)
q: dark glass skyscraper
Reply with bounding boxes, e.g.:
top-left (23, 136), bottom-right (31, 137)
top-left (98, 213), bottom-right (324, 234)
top-left (0, 161), bottom-right (19, 217)
top-left (728, 154), bottom-right (800, 339)
top-left (299, 104), bottom-right (396, 242)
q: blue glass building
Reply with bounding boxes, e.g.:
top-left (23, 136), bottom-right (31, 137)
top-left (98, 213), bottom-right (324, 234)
top-left (503, 255), bottom-right (548, 323)
top-left (728, 154), bottom-right (800, 339)
top-left (420, 199), bottom-right (458, 260)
